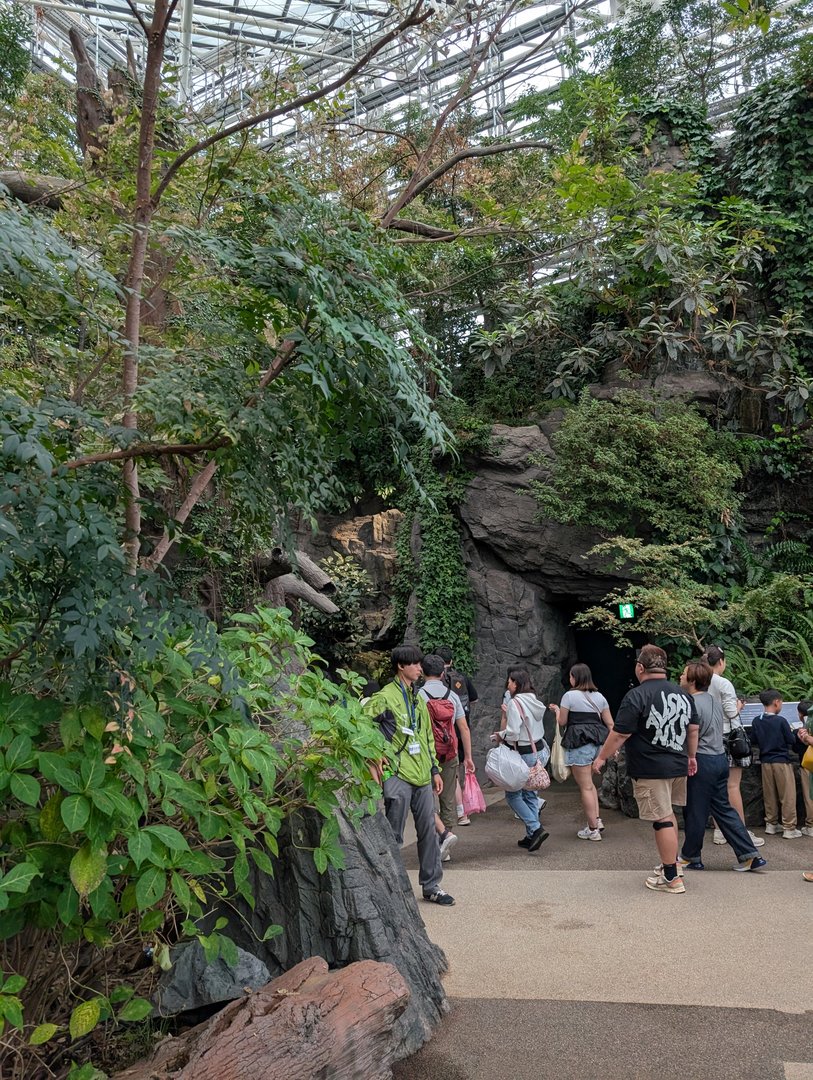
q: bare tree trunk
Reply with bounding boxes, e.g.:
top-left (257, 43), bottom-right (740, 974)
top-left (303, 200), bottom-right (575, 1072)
top-left (120, 0), bottom-right (175, 572)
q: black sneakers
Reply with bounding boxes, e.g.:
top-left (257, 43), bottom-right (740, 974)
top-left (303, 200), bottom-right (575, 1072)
top-left (527, 828), bottom-right (549, 852)
top-left (423, 888), bottom-right (455, 906)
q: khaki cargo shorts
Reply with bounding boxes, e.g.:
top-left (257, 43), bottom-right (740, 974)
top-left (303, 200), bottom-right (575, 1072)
top-left (632, 776), bottom-right (687, 821)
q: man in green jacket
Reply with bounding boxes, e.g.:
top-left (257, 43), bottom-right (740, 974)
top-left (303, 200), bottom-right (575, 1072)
top-left (366, 644), bottom-right (455, 906)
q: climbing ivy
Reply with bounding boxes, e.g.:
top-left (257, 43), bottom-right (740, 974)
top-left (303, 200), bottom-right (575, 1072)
top-left (392, 410), bottom-right (490, 672)
top-left (730, 46), bottom-right (813, 344)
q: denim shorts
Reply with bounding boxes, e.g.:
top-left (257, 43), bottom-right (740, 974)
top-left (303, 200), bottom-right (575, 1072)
top-left (564, 743), bottom-right (600, 767)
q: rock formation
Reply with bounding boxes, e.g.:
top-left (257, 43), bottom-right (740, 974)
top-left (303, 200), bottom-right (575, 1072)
top-left (198, 805), bottom-right (448, 1062)
top-left (116, 957), bottom-right (410, 1080)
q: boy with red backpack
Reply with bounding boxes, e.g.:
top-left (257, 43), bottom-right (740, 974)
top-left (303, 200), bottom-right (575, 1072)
top-left (419, 654), bottom-right (475, 844)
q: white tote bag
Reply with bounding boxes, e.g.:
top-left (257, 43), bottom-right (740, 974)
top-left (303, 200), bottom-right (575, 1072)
top-left (550, 722), bottom-right (570, 783)
top-left (485, 743), bottom-right (530, 792)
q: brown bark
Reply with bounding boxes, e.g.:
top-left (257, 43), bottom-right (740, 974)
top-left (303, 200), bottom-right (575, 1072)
top-left (0, 170), bottom-right (75, 209)
top-left (114, 957), bottom-right (409, 1080)
top-left (274, 574), bottom-right (340, 615)
top-left (120, 0), bottom-right (179, 572)
top-left (69, 28), bottom-right (110, 158)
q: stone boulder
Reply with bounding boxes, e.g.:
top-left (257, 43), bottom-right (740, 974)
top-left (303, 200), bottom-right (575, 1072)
top-left (116, 957), bottom-right (409, 1080)
top-left (202, 805), bottom-right (448, 1062)
top-left (153, 941), bottom-right (270, 1017)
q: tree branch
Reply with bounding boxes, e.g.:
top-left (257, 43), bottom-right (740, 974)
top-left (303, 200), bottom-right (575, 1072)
top-left (151, 1), bottom-right (433, 207)
top-left (64, 436), bottom-right (229, 470)
top-left (0, 170), bottom-right (78, 209)
top-left (399, 139), bottom-right (554, 209)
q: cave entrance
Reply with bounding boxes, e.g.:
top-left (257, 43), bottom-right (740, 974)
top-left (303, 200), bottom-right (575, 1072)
top-left (570, 626), bottom-right (647, 714)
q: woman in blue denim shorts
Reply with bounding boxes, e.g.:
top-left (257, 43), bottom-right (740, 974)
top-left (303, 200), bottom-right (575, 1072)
top-left (549, 664), bottom-right (614, 842)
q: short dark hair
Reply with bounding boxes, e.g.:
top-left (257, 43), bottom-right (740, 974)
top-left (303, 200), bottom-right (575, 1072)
top-left (799, 699), bottom-right (813, 717)
top-left (436, 646), bottom-right (453, 664)
top-left (703, 645), bottom-right (725, 667)
top-left (684, 661), bottom-right (712, 693)
top-left (508, 668), bottom-right (533, 695)
top-left (391, 644), bottom-right (422, 672)
top-left (636, 644), bottom-right (667, 673)
top-left (759, 688), bottom-right (783, 707)
top-left (569, 663), bottom-right (597, 691)
top-left (421, 653), bottom-right (446, 678)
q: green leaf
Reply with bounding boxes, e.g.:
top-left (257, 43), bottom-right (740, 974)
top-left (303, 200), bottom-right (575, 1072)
top-left (29, 1022), bottom-right (59, 1045)
top-left (127, 832), bottom-right (152, 869)
top-left (144, 825), bottom-right (189, 852)
top-left (69, 844), bottom-right (108, 898)
top-left (261, 924), bottom-right (283, 941)
top-left (117, 997), bottom-right (152, 1022)
top-left (10, 772), bottom-right (40, 806)
top-left (69, 998), bottom-right (101, 1040)
top-left (0, 995), bottom-right (24, 1029)
top-left (81, 755), bottom-right (105, 790)
top-left (80, 707), bottom-right (106, 740)
top-left (139, 909), bottom-right (163, 933)
top-left (57, 886), bottom-right (79, 926)
top-left (5, 734), bottom-right (33, 772)
top-left (313, 846), bottom-right (328, 874)
top-left (39, 793), bottom-right (65, 840)
top-left (61, 794), bottom-right (91, 832)
top-left (0, 861), bottom-right (42, 894)
top-left (2, 974), bottom-right (26, 994)
top-left (135, 867), bottom-right (166, 910)
top-left (59, 708), bottom-right (83, 749)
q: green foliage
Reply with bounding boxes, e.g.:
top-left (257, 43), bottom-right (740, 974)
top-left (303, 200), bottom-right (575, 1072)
top-left (0, 607), bottom-right (384, 1066)
top-left (299, 554), bottom-right (376, 668)
top-left (391, 419), bottom-right (486, 671)
top-left (0, 2), bottom-right (30, 105)
top-left (532, 391), bottom-right (742, 543)
top-left (730, 54), bottom-right (813, 349)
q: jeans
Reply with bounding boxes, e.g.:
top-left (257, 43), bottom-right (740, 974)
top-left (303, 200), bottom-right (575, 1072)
top-left (682, 753), bottom-right (758, 863)
top-left (505, 750), bottom-right (542, 838)
top-left (383, 774), bottom-right (442, 894)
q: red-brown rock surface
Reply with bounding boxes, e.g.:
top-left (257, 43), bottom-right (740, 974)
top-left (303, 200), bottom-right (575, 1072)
top-left (115, 956), bottom-right (410, 1080)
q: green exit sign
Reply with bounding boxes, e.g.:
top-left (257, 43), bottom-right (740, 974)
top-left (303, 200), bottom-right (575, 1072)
top-left (618, 603), bottom-right (636, 620)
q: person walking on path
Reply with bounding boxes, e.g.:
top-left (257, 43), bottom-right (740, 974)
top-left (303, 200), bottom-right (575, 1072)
top-left (549, 663), bottom-right (613, 841)
top-left (593, 644), bottom-right (699, 894)
top-left (703, 645), bottom-right (765, 849)
top-left (437, 646), bottom-right (479, 826)
top-left (796, 704), bottom-right (813, 881)
top-left (679, 660), bottom-right (766, 872)
top-left (366, 644), bottom-right (455, 906)
top-left (794, 700), bottom-right (813, 838)
top-left (419, 653), bottom-right (475, 841)
top-left (751, 689), bottom-right (801, 839)
top-left (497, 668), bottom-right (550, 853)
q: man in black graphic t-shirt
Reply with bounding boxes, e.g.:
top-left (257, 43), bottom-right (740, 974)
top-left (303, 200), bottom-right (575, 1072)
top-left (594, 644), bottom-right (698, 894)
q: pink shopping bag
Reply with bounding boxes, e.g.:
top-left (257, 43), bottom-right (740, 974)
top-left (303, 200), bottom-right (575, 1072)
top-left (462, 771), bottom-right (487, 815)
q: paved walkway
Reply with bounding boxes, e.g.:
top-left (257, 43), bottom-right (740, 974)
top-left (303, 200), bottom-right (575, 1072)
top-left (393, 783), bottom-right (813, 1080)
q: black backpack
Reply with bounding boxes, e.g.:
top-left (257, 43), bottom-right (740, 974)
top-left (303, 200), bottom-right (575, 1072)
top-left (444, 668), bottom-right (469, 714)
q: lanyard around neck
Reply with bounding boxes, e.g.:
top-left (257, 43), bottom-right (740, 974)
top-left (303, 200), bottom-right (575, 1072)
top-left (399, 681), bottom-right (417, 728)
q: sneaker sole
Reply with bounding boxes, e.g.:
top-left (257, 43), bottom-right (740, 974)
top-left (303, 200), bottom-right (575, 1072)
top-left (439, 835), bottom-right (459, 859)
top-left (712, 837), bottom-right (727, 845)
top-left (577, 833), bottom-right (602, 841)
top-left (645, 880), bottom-right (685, 893)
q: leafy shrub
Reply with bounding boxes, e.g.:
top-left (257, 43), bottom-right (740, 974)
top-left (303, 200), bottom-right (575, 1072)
top-left (532, 390), bottom-right (742, 543)
top-left (299, 554), bottom-right (375, 667)
top-left (0, 608), bottom-right (383, 1075)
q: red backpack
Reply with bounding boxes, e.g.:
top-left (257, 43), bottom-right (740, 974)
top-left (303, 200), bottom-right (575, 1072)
top-left (425, 688), bottom-right (458, 763)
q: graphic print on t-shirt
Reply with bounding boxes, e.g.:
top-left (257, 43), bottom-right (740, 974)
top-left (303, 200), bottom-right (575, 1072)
top-left (645, 690), bottom-right (692, 751)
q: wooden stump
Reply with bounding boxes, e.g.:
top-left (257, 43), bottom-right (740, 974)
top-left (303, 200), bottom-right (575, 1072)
top-left (115, 957), bottom-right (410, 1080)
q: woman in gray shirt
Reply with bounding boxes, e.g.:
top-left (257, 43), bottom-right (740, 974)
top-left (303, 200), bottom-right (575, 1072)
top-left (679, 661), bottom-right (765, 872)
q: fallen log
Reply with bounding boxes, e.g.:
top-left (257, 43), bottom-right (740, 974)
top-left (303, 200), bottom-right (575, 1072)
top-left (115, 956), bottom-right (410, 1080)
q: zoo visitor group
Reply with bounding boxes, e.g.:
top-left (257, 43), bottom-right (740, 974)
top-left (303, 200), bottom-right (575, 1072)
top-left (364, 643), bottom-right (813, 904)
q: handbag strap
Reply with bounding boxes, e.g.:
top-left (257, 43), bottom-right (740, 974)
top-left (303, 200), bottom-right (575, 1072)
top-left (515, 699), bottom-right (537, 754)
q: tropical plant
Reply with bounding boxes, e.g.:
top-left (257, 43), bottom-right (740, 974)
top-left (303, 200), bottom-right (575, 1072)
top-left (0, 607), bottom-right (383, 1076)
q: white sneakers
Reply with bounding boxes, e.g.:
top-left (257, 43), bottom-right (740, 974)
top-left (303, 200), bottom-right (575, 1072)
top-left (749, 831), bottom-right (765, 847)
top-left (714, 828), bottom-right (764, 846)
top-left (713, 829), bottom-right (727, 845)
top-left (439, 832), bottom-right (458, 861)
top-left (577, 826), bottom-right (602, 842)
top-left (802, 826), bottom-right (813, 837)
top-left (764, 823), bottom-right (781, 834)
top-left (783, 828), bottom-right (803, 839)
